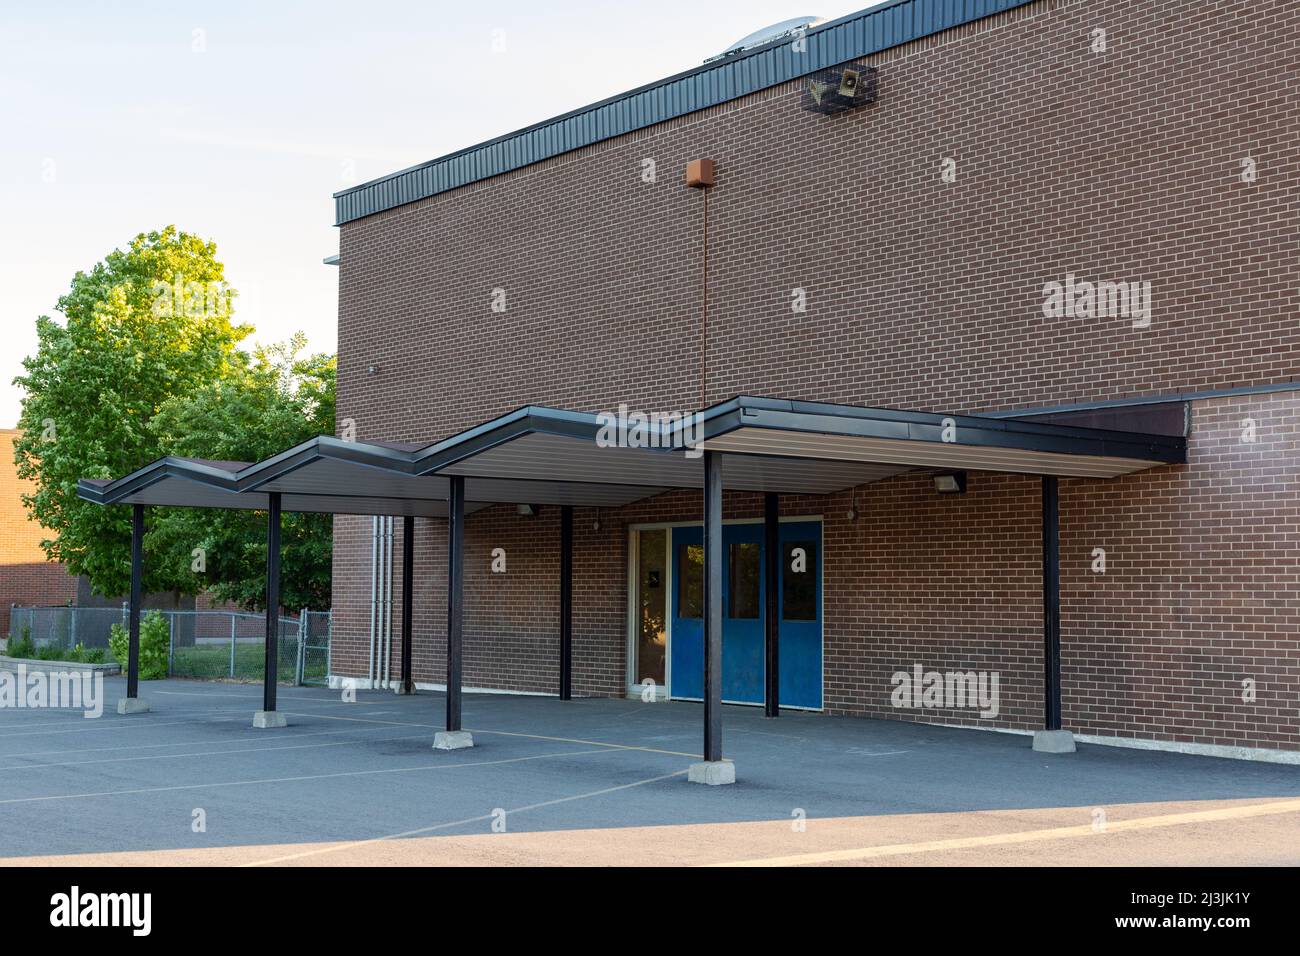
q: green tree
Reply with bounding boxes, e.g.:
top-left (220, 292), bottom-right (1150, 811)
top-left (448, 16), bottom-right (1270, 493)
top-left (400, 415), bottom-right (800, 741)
top-left (13, 227), bottom-right (250, 596)
top-left (146, 337), bottom-right (335, 610)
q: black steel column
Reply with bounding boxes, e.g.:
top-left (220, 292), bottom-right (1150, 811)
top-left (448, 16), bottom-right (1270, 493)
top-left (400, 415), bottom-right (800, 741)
top-left (763, 492), bottom-right (780, 718)
top-left (263, 492), bottom-right (282, 713)
top-left (1042, 476), bottom-right (1062, 731)
top-left (558, 505), bottom-right (573, 701)
top-left (401, 514), bottom-right (415, 694)
top-left (702, 451), bottom-right (723, 762)
top-left (126, 503), bottom-right (144, 700)
top-left (446, 476), bottom-right (465, 732)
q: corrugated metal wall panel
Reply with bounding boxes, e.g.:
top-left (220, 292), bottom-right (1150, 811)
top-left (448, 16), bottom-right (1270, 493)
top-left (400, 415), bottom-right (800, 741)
top-left (334, 0), bottom-right (1036, 224)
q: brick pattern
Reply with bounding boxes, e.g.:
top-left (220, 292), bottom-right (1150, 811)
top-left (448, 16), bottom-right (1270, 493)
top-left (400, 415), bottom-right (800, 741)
top-left (331, 0), bottom-right (1300, 752)
top-left (0, 430), bottom-right (78, 635)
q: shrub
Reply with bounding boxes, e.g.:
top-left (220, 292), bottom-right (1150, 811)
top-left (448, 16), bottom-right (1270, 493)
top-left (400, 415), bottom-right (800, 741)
top-left (108, 611), bottom-right (169, 680)
top-left (6, 632), bottom-right (35, 659)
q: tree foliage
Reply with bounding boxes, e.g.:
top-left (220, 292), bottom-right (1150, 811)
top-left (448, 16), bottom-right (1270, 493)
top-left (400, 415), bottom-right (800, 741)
top-left (13, 227), bottom-right (334, 610)
top-left (147, 337), bottom-right (336, 610)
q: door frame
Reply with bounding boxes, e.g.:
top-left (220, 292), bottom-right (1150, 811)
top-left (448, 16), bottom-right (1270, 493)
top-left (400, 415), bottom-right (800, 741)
top-left (625, 515), bottom-right (824, 709)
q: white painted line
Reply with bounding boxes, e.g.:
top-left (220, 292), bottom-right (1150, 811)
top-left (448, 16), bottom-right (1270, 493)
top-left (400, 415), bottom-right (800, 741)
top-left (0, 746), bottom-right (628, 806)
top-left (712, 799), bottom-right (1300, 867)
top-left (0, 712), bottom-right (254, 739)
top-left (276, 711), bottom-right (708, 759)
top-left (0, 732), bottom-right (434, 771)
top-left (244, 769), bottom-right (690, 866)
top-left (0, 723), bottom-right (400, 760)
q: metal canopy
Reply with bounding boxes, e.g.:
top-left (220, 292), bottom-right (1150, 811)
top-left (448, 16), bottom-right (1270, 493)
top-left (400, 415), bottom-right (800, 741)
top-left (76, 457), bottom-right (472, 517)
top-left (77, 395), bottom-right (1186, 514)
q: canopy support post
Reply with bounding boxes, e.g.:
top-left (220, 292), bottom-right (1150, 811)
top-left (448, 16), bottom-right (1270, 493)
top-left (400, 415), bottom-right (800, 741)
top-left (253, 492), bottom-right (286, 728)
top-left (559, 505), bottom-right (573, 701)
top-left (116, 503), bottom-right (150, 715)
top-left (434, 475), bottom-right (473, 749)
top-left (1033, 476), bottom-right (1074, 753)
top-left (764, 492), bottom-right (780, 718)
top-left (396, 514), bottom-right (416, 695)
top-left (689, 450), bottom-right (734, 784)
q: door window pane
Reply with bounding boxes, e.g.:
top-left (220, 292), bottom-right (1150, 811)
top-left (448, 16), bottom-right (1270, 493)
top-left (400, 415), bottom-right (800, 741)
top-left (678, 542), bottom-right (703, 619)
top-left (728, 542), bottom-right (760, 619)
top-left (782, 540), bottom-right (817, 621)
top-left (636, 530), bottom-right (667, 685)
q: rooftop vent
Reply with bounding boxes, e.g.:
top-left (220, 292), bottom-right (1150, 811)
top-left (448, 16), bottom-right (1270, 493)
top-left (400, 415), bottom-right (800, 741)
top-left (705, 16), bottom-right (826, 64)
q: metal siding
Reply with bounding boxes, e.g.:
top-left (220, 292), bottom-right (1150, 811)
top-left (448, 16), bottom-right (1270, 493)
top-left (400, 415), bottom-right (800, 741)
top-left (335, 0), bottom-right (1037, 223)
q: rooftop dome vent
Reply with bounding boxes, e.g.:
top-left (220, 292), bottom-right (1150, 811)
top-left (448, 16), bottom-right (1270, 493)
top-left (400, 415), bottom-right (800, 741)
top-left (705, 16), bottom-right (826, 63)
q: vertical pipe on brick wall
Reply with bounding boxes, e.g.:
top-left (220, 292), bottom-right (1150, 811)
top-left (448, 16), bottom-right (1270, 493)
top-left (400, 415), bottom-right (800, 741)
top-left (263, 492), bottom-right (282, 713)
top-left (401, 515), bottom-right (414, 694)
top-left (383, 516), bottom-right (393, 688)
top-left (703, 451), bottom-right (723, 761)
top-left (1042, 476), bottom-right (1062, 731)
top-left (764, 492), bottom-right (780, 718)
top-left (368, 515), bottom-right (377, 686)
top-left (559, 505), bottom-right (573, 700)
top-left (446, 476), bottom-right (465, 732)
top-left (126, 503), bottom-right (144, 700)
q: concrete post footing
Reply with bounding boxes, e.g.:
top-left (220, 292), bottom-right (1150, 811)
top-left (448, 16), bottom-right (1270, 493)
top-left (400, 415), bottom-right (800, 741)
top-left (253, 710), bottom-right (288, 729)
top-left (1032, 729), bottom-right (1076, 753)
top-left (687, 760), bottom-right (736, 785)
top-left (116, 697), bottom-right (150, 715)
top-left (393, 684), bottom-right (416, 696)
top-left (433, 730), bottom-right (474, 750)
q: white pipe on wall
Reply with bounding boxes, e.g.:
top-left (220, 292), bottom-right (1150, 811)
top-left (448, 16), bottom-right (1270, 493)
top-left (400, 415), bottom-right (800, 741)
top-left (368, 515), bottom-right (378, 686)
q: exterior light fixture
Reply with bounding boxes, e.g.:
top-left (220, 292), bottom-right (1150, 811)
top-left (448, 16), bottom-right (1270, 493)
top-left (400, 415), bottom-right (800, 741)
top-left (592, 509), bottom-right (602, 532)
top-left (685, 159), bottom-right (715, 409)
top-left (516, 504), bottom-right (540, 517)
top-left (933, 471), bottom-right (967, 495)
top-left (846, 487), bottom-right (859, 521)
top-left (367, 364), bottom-right (379, 375)
top-left (685, 158), bottom-right (716, 188)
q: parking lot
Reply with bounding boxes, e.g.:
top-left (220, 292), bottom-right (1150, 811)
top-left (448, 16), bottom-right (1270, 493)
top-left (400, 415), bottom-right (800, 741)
top-left (1, 678), bottom-right (1297, 866)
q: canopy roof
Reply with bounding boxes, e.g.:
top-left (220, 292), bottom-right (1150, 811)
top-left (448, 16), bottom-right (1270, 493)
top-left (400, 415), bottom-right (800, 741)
top-left (77, 396), bottom-right (1187, 514)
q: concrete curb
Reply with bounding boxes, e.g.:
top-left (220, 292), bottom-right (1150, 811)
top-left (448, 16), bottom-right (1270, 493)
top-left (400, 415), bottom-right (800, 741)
top-left (0, 654), bottom-right (121, 676)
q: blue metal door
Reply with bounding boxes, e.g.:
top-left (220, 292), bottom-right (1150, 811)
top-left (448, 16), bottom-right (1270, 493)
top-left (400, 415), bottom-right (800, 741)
top-left (777, 521), bottom-right (822, 710)
top-left (669, 521), bottom-right (821, 709)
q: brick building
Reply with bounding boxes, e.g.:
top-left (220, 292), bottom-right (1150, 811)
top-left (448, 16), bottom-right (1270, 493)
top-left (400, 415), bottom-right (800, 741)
top-left (79, 0), bottom-right (1300, 761)
top-left (0, 429), bottom-right (79, 635)
top-left (323, 0), bottom-right (1300, 760)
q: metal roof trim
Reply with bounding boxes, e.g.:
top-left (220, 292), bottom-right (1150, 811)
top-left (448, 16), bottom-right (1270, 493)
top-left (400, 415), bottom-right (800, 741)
top-left (333, 0), bottom-right (1037, 224)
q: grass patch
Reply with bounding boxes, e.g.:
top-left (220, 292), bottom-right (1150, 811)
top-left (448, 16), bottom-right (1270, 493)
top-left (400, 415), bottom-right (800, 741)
top-left (170, 642), bottom-right (326, 684)
top-left (3, 639), bottom-right (109, 665)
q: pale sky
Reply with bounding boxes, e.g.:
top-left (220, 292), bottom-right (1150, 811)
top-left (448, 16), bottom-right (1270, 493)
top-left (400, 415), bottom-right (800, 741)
top-left (0, 0), bottom-right (875, 427)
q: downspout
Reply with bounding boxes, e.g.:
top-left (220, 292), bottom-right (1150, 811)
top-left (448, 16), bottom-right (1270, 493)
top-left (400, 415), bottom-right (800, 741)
top-left (384, 516), bottom-right (394, 688)
top-left (368, 515), bottom-right (378, 687)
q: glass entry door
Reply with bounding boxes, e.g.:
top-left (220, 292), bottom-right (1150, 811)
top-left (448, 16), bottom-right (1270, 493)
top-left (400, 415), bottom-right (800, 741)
top-left (633, 529), bottom-right (668, 690)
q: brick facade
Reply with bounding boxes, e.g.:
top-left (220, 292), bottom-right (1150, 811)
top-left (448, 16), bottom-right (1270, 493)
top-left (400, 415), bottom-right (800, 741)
top-left (333, 0), bottom-right (1300, 753)
top-left (0, 430), bottom-right (78, 635)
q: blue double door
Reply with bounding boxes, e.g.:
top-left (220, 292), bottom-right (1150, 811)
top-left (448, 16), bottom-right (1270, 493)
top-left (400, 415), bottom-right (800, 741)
top-left (669, 520), bottom-right (822, 710)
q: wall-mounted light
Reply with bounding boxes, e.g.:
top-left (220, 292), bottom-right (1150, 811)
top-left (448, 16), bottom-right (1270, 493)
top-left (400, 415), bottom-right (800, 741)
top-left (846, 487), bottom-right (859, 521)
top-left (933, 471), bottom-right (967, 495)
top-left (516, 503), bottom-right (540, 517)
top-left (367, 364), bottom-right (379, 375)
top-left (592, 508), bottom-right (602, 532)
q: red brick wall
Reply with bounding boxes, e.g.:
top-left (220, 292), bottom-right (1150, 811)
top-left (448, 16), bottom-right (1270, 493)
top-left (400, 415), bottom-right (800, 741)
top-left (0, 430), bottom-right (78, 635)
top-left (332, 0), bottom-right (1300, 751)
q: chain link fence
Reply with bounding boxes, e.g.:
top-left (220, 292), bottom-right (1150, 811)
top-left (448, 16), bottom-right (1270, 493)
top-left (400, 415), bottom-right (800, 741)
top-left (7, 606), bottom-right (332, 686)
